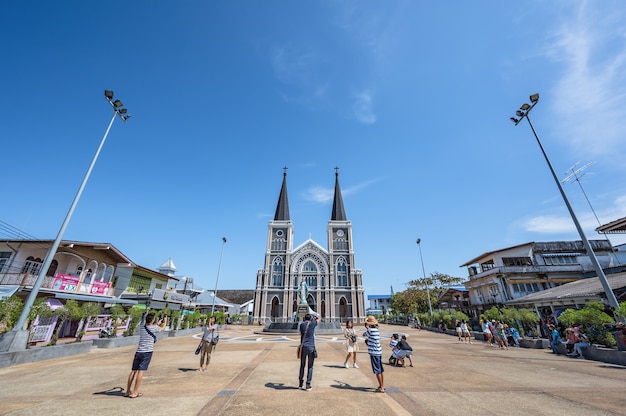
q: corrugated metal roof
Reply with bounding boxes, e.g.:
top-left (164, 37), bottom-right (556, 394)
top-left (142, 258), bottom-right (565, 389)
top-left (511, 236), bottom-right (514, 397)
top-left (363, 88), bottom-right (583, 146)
top-left (506, 272), bottom-right (626, 305)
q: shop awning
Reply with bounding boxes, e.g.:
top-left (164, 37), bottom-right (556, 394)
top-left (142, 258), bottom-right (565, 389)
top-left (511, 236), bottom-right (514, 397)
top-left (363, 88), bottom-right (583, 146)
top-left (0, 285), bottom-right (20, 299)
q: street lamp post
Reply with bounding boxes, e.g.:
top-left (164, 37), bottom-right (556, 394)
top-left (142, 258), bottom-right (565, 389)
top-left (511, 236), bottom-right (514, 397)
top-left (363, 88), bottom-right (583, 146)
top-left (511, 93), bottom-right (619, 310)
top-left (1, 91), bottom-right (131, 352)
top-left (416, 238), bottom-right (434, 327)
top-left (210, 237), bottom-right (227, 316)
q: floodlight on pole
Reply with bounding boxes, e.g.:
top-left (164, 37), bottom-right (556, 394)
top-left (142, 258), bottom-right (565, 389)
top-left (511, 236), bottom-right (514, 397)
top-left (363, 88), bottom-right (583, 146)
top-left (210, 237), bottom-right (227, 316)
top-left (416, 238), bottom-right (434, 327)
top-left (6, 91), bottom-right (131, 350)
top-left (510, 93), bottom-right (619, 310)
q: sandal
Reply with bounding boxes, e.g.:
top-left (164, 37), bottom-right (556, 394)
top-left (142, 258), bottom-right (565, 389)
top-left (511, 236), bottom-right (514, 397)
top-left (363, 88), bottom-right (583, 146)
top-left (129, 393), bottom-right (143, 399)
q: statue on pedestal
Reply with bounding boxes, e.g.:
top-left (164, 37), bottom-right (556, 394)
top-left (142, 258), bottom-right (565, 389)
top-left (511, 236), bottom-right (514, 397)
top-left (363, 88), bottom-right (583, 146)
top-left (298, 281), bottom-right (309, 305)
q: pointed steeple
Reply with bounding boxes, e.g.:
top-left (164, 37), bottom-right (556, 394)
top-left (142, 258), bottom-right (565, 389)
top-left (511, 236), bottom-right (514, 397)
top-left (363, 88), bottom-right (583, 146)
top-left (274, 167), bottom-right (290, 221)
top-left (331, 168), bottom-right (347, 221)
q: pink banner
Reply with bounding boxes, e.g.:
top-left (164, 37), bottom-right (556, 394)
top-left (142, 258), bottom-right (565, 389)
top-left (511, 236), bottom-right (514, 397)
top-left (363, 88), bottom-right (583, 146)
top-left (52, 274), bottom-right (80, 292)
top-left (90, 280), bottom-right (111, 295)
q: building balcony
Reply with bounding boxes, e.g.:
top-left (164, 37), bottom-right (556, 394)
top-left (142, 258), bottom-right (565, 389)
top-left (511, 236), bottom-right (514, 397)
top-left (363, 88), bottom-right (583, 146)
top-left (468, 264), bottom-right (584, 281)
top-left (0, 272), bottom-right (115, 297)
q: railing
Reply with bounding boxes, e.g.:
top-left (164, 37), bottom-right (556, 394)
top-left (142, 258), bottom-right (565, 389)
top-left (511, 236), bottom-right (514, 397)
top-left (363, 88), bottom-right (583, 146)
top-left (0, 273), bottom-right (115, 297)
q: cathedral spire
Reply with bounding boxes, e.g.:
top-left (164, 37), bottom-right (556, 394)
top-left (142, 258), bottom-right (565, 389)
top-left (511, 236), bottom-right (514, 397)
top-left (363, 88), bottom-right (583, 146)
top-left (331, 167), bottom-right (347, 221)
top-left (274, 167), bottom-right (290, 221)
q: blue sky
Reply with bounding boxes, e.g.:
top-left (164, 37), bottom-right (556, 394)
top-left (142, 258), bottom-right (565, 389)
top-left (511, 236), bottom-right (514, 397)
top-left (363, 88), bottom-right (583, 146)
top-left (2, 1), bottom-right (626, 298)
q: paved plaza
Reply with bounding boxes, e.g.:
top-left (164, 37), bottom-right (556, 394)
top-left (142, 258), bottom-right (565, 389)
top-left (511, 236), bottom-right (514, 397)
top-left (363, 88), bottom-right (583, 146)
top-left (0, 324), bottom-right (625, 416)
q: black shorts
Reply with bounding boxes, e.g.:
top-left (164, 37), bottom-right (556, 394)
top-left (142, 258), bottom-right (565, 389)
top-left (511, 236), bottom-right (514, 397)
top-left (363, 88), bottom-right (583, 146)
top-left (132, 351), bottom-right (153, 371)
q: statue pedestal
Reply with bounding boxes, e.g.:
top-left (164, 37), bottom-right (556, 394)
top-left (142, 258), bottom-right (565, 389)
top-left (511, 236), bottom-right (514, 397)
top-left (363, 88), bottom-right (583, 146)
top-left (296, 305), bottom-right (309, 322)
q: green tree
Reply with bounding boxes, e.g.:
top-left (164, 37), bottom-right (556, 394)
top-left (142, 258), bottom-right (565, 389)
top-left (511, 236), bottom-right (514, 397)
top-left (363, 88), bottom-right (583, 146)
top-left (123, 305), bottom-right (144, 336)
top-left (0, 295), bottom-right (24, 333)
top-left (406, 272), bottom-right (464, 317)
top-left (170, 309), bottom-right (182, 330)
top-left (615, 301), bottom-right (626, 322)
top-left (72, 303), bottom-right (100, 342)
top-left (108, 304), bottom-right (128, 338)
top-left (49, 299), bottom-right (79, 345)
top-left (481, 306), bottom-right (503, 323)
top-left (558, 302), bottom-right (615, 346)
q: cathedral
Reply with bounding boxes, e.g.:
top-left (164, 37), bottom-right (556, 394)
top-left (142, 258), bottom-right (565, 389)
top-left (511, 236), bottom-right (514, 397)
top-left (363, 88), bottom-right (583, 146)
top-left (252, 169), bottom-right (366, 324)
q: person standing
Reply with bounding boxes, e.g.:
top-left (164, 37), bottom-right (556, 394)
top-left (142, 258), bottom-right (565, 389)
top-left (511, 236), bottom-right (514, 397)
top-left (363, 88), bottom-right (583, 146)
top-left (125, 313), bottom-right (167, 398)
top-left (363, 315), bottom-right (384, 393)
top-left (481, 319), bottom-right (493, 346)
top-left (299, 313), bottom-right (320, 391)
top-left (460, 320), bottom-right (472, 344)
top-left (198, 315), bottom-right (218, 372)
top-left (343, 319), bottom-right (359, 368)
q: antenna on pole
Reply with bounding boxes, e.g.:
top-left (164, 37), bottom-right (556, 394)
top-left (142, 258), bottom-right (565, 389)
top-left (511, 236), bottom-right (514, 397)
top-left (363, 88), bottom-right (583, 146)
top-left (562, 161), bottom-right (620, 266)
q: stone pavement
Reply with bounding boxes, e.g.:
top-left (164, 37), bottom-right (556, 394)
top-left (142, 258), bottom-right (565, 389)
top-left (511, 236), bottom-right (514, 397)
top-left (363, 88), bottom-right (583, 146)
top-left (1, 324), bottom-right (625, 416)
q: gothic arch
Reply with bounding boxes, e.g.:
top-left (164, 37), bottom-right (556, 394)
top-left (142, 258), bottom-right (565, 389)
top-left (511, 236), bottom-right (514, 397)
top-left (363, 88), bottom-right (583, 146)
top-left (307, 294), bottom-right (316, 312)
top-left (270, 296), bottom-right (281, 319)
top-left (338, 296), bottom-right (349, 322)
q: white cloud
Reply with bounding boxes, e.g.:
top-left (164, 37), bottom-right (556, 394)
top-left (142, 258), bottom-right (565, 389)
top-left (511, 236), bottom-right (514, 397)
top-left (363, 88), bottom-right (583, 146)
top-left (303, 177), bottom-right (383, 204)
top-left (545, 3), bottom-right (626, 158)
top-left (304, 186), bottom-right (334, 203)
top-left (522, 192), bottom-right (626, 234)
top-left (352, 89), bottom-right (376, 124)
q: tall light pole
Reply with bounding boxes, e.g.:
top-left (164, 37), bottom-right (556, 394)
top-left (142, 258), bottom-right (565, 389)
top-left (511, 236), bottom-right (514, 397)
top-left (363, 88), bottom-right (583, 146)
top-left (416, 238), bottom-right (434, 327)
top-left (1, 91), bottom-right (131, 352)
top-left (511, 93), bottom-right (619, 310)
top-left (210, 237), bottom-right (227, 316)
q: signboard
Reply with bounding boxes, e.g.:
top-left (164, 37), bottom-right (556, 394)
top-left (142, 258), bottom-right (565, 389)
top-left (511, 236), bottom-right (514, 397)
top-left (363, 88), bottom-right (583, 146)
top-left (151, 289), bottom-right (189, 305)
top-left (90, 280), bottom-right (111, 295)
top-left (52, 274), bottom-right (80, 292)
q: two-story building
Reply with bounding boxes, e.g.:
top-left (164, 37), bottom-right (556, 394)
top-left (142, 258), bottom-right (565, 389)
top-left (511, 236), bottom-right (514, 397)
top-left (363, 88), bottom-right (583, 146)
top-left (0, 239), bottom-right (187, 315)
top-left (461, 240), bottom-right (615, 317)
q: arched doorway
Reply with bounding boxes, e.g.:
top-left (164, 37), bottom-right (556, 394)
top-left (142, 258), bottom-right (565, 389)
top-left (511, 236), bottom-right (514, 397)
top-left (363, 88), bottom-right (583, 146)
top-left (339, 297), bottom-right (348, 322)
top-left (270, 296), bottom-right (281, 320)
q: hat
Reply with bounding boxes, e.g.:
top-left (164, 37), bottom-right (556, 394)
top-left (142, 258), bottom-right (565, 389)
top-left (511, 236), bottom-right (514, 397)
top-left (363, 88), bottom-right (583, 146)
top-left (573, 327), bottom-right (579, 332)
top-left (365, 315), bottom-right (378, 325)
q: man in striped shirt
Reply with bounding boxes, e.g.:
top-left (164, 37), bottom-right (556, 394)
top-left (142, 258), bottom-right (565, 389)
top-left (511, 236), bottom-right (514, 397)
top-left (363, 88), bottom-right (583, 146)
top-left (363, 315), bottom-right (385, 393)
top-left (125, 312), bottom-right (167, 398)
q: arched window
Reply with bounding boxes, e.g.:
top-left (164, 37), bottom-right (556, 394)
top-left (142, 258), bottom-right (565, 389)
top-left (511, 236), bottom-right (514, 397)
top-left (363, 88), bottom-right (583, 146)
top-left (104, 265), bottom-right (115, 283)
top-left (271, 258), bottom-right (284, 286)
top-left (303, 260), bottom-right (317, 287)
top-left (96, 266), bottom-right (106, 281)
top-left (46, 259), bottom-right (58, 277)
top-left (271, 238), bottom-right (287, 251)
top-left (21, 256), bottom-right (42, 275)
top-left (336, 257), bottom-right (348, 286)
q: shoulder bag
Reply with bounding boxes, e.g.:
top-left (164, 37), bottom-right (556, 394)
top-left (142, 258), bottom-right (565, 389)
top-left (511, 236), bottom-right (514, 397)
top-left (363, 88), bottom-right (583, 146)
top-left (297, 321), bottom-right (311, 359)
top-left (144, 325), bottom-right (157, 344)
top-left (211, 328), bottom-right (219, 345)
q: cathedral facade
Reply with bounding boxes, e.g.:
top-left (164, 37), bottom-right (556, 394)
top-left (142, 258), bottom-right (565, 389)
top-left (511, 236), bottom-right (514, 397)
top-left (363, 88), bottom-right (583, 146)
top-left (252, 170), bottom-right (366, 324)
